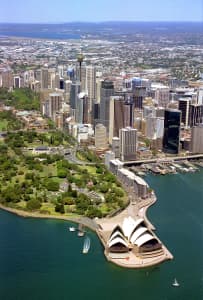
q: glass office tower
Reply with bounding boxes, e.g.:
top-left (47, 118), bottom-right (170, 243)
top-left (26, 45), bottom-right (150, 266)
top-left (163, 109), bottom-right (181, 154)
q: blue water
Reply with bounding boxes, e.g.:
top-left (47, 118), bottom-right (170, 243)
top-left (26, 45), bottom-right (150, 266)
top-left (0, 22), bottom-right (202, 40)
top-left (0, 169), bottom-right (203, 300)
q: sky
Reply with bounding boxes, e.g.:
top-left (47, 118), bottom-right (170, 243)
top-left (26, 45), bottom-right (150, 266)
top-left (0, 0), bottom-right (203, 23)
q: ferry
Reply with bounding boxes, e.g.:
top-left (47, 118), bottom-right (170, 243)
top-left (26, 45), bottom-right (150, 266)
top-left (82, 237), bottom-right (90, 254)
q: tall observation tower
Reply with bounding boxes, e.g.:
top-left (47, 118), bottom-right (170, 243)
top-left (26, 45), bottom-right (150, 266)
top-left (77, 53), bottom-right (84, 82)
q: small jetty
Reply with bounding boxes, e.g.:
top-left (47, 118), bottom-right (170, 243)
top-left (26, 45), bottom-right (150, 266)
top-left (78, 223), bottom-right (85, 237)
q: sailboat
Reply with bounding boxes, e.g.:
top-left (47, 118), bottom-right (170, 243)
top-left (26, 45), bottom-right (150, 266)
top-left (172, 278), bottom-right (180, 287)
top-left (82, 237), bottom-right (90, 254)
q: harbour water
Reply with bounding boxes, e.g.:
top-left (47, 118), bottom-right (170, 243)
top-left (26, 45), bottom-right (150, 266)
top-left (0, 169), bottom-right (203, 300)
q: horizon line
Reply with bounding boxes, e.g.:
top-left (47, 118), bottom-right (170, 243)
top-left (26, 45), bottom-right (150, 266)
top-left (0, 20), bottom-right (202, 25)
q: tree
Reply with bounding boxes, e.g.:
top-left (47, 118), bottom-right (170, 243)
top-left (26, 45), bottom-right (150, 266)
top-left (26, 199), bottom-right (41, 210)
top-left (57, 168), bottom-right (67, 178)
top-left (86, 206), bottom-right (102, 218)
top-left (55, 203), bottom-right (65, 214)
top-left (45, 179), bottom-right (59, 191)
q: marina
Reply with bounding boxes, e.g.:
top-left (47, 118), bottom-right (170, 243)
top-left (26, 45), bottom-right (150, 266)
top-left (130, 159), bottom-right (203, 177)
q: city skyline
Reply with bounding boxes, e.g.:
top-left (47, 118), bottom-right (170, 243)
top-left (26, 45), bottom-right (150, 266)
top-left (0, 0), bottom-right (203, 23)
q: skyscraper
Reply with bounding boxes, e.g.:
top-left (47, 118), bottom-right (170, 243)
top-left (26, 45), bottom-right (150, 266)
top-left (100, 80), bottom-right (114, 133)
top-left (41, 67), bottom-right (49, 89)
top-left (109, 96), bottom-right (125, 144)
top-left (95, 123), bottom-right (107, 150)
top-left (191, 125), bottom-right (203, 153)
top-left (76, 92), bottom-right (88, 124)
top-left (48, 93), bottom-right (63, 121)
top-left (85, 66), bottom-right (96, 113)
top-left (189, 104), bottom-right (203, 127)
top-left (119, 127), bottom-right (137, 161)
top-left (163, 109), bottom-right (181, 154)
top-left (109, 95), bottom-right (135, 144)
top-left (70, 82), bottom-right (81, 110)
top-left (178, 98), bottom-right (191, 128)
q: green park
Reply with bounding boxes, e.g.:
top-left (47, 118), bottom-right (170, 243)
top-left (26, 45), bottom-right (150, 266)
top-left (0, 88), bottom-right (127, 218)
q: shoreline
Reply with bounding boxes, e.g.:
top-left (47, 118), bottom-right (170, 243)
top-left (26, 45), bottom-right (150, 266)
top-left (0, 204), bottom-right (98, 231)
top-left (0, 191), bottom-right (173, 269)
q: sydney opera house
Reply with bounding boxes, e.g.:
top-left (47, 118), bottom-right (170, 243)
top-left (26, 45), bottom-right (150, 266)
top-left (105, 216), bottom-right (165, 264)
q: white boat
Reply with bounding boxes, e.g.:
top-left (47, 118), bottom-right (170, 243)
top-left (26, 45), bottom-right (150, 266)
top-left (69, 227), bottom-right (76, 232)
top-left (78, 231), bottom-right (85, 237)
top-left (172, 278), bottom-right (179, 287)
top-left (82, 237), bottom-right (90, 254)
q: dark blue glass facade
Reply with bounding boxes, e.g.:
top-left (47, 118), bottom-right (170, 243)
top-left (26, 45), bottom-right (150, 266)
top-left (163, 109), bottom-right (181, 154)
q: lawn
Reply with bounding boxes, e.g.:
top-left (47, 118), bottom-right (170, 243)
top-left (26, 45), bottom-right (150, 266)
top-left (79, 165), bottom-right (97, 174)
top-left (0, 119), bottom-right (8, 131)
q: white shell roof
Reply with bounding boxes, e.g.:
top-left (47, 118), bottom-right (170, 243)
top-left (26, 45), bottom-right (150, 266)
top-left (122, 216), bottom-right (144, 239)
top-left (135, 233), bottom-right (155, 247)
top-left (130, 227), bottom-right (148, 244)
top-left (109, 231), bottom-right (125, 243)
top-left (108, 237), bottom-right (128, 248)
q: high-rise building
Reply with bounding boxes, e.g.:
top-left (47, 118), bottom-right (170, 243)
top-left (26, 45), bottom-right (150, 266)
top-left (191, 125), bottom-right (203, 153)
top-left (48, 93), bottom-right (63, 121)
top-left (178, 98), bottom-right (191, 128)
top-left (133, 86), bottom-right (146, 109)
top-left (197, 87), bottom-right (203, 105)
top-left (163, 109), bottom-right (181, 154)
top-left (57, 65), bottom-right (64, 78)
top-left (41, 67), bottom-right (49, 89)
top-left (154, 86), bottom-right (170, 108)
top-left (100, 80), bottom-right (114, 133)
top-left (96, 79), bottom-right (104, 103)
top-left (109, 96), bottom-right (125, 144)
top-left (189, 104), bottom-right (203, 127)
top-left (76, 92), bottom-right (88, 124)
top-left (85, 66), bottom-right (96, 112)
top-left (64, 80), bottom-right (72, 103)
top-left (70, 82), bottom-right (81, 110)
top-left (143, 106), bottom-right (156, 118)
top-left (67, 67), bottom-right (75, 80)
top-left (92, 103), bottom-right (100, 126)
top-left (119, 127), bottom-right (137, 161)
top-left (95, 123), bottom-right (107, 150)
top-left (146, 117), bottom-right (164, 139)
top-left (108, 95), bottom-right (134, 144)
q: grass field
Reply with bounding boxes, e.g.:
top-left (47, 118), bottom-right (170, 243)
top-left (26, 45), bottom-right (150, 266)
top-left (0, 120), bottom-right (8, 131)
